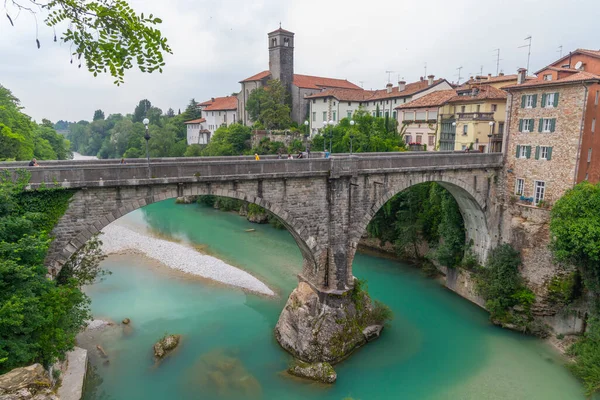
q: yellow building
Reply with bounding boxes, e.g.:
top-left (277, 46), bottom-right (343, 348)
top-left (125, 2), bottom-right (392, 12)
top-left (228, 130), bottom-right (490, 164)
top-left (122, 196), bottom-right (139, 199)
top-left (438, 85), bottom-right (508, 152)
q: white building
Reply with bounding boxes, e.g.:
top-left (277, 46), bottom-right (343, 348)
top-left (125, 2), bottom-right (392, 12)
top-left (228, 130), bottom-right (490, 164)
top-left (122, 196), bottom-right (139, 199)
top-left (198, 96), bottom-right (239, 134)
top-left (305, 76), bottom-right (453, 136)
top-left (184, 118), bottom-right (210, 145)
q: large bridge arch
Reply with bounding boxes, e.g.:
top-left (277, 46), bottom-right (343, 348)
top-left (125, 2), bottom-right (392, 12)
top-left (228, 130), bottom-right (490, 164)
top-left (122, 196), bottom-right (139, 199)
top-left (349, 171), bottom-right (496, 276)
top-left (47, 184), bottom-right (317, 278)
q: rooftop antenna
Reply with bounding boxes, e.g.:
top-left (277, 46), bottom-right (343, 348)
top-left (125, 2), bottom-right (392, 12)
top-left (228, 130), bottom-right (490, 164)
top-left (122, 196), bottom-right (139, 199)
top-left (456, 66), bottom-right (463, 85)
top-left (424, 62), bottom-right (427, 78)
top-left (518, 36), bottom-right (532, 74)
top-left (359, 81), bottom-right (365, 88)
top-left (558, 45), bottom-right (563, 58)
top-left (493, 48), bottom-right (501, 76)
top-left (385, 70), bottom-right (394, 83)
top-left (479, 65), bottom-right (483, 76)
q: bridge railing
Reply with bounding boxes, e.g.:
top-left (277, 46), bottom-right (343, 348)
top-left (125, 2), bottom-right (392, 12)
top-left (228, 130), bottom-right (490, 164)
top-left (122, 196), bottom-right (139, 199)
top-left (0, 152), bottom-right (503, 188)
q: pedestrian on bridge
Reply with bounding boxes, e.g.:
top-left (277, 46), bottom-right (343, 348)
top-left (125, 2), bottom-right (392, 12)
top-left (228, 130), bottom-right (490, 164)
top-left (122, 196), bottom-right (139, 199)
top-left (28, 158), bottom-right (39, 167)
top-left (254, 153), bottom-right (260, 161)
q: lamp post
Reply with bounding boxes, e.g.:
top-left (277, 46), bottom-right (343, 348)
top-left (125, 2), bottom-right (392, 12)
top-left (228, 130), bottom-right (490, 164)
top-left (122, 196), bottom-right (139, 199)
top-left (304, 120), bottom-right (309, 158)
top-left (328, 120), bottom-right (334, 153)
top-left (349, 120), bottom-right (355, 154)
top-left (488, 121), bottom-right (494, 153)
top-left (143, 118), bottom-right (150, 174)
top-left (451, 121), bottom-right (457, 151)
top-left (322, 121), bottom-right (327, 151)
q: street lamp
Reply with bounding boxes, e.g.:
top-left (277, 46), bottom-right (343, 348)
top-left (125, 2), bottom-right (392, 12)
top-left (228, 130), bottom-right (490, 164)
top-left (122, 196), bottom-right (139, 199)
top-left (322, 121), bottom-right (328, 151)
top-left (143, 118), bottom-right (150, 162)
top-left (328, 120), bottom-right (334, 153)
top-left (303, 120), bottom-right (310, 157)
top-left (349, 120), bottom-right (355, 154)
top-left (488, 121), bottom-right (494, 153)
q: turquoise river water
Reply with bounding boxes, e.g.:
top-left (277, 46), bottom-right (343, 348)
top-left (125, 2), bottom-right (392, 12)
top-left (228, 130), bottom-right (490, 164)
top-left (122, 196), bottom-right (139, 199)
top-left (81, 200), bottom-right (587, 399)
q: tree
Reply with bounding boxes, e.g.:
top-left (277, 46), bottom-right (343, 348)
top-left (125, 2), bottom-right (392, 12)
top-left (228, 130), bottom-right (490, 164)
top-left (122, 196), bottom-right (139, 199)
top-left (5, 0), bottom-right (171, 84)
top-left (93, 109), bottom-right (105, 121)
top-left (246, 80), bottom-right (292, 129)
top-left (166, 108), bottom-right (175, 118)
top-left (550, 182), bottom-right (600, 294)
top-left (183, 99), bottom-right (201, 121)
top-left (201, 124), bottom-right (251, 156)
top-left (133, 99), bottom-right (152, 123)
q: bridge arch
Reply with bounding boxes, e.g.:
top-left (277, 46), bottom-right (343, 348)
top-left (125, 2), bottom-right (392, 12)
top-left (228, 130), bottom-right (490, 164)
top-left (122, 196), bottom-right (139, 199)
top-left (349, 173), bottom-right (493, 268)
top-left (49, 185), bottom-right (317, 277)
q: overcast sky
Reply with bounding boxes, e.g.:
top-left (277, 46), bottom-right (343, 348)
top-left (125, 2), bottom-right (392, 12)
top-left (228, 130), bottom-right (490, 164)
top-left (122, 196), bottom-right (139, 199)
top-left (1, 0), bottom-right (599, 123)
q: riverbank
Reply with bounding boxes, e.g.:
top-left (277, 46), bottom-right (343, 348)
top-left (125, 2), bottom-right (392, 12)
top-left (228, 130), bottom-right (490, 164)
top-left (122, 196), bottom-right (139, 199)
top-left (101, 222), bottom-right (275, 296)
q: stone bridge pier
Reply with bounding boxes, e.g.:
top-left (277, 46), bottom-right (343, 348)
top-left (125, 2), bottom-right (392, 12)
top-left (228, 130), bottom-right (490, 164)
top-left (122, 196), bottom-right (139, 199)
top-left (1, 152), bottom-right (504, 364)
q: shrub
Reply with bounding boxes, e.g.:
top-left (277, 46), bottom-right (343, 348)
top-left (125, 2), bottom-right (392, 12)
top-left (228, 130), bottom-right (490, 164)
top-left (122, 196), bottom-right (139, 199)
top-left (197, 195), bottom-right (216, 207)
top-left (547, 272), bottom-right (582, 306)
top-left (567, 317), bottom-right (600, 396)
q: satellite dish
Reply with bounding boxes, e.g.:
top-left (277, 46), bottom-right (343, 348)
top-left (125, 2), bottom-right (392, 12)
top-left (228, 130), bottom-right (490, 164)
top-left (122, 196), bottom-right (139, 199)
top-left (574, 61), bottom-right (583, 70)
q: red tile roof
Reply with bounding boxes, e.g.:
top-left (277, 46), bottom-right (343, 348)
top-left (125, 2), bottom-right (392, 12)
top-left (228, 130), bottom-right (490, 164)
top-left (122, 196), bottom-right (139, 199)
top-left (201, 96), bottom-right (238, 111)
top-left (447, 85), bottom-right (507, 102)
top-left (503, 71), bottom-right (600, 90)
top-left (184, 118), bottom-right (206, 124)
top-left (268, 27), bottom-right (294, 35)
top-left (240, 70), bottom-right (271, 83)
top-left (396, 90), bottom-right (457, 109)
top-left (293, 74), bottom-right (361, 90)
top-left (465, 74), bottom-right (534, 85)
top-left (305, 78), bottom-right (450, 102)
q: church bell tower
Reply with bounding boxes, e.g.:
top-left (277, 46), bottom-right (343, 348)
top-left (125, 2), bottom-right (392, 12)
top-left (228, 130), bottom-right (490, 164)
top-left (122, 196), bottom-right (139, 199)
top-left (268, 27), bottom-right (294, 90)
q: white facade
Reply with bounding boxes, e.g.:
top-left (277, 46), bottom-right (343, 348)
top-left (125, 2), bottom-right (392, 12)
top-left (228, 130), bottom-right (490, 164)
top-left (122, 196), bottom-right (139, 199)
top-left (185, 119), bottom-right (210, 145)
top-left (202, 109), bottom-right (238, 134)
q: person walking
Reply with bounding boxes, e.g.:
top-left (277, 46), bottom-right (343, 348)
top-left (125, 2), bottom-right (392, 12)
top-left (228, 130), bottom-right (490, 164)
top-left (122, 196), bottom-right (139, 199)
top-left (254, 153), bottom-right (260, 161)
top-left (28, 158), bottom-right (39, 167)
top-left (120, 158), bottom-right (127, 164)
top-left (287, 154), bottom-right (293, 159)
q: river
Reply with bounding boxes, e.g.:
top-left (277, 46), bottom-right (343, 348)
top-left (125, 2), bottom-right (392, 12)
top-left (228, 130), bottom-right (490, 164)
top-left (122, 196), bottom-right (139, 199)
top-left (80, 200), bottom-right (586, 399)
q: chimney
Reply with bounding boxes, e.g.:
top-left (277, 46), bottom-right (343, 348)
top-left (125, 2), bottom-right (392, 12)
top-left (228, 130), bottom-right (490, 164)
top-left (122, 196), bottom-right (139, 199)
top-left (398, 80), bottom-right (406, 91)
top-left (499, 72), bottom-right (504, 76)
top-left (487, 73), bottom-right (492, 81)
top-left (427, 75), bottom-right (434, 86)
top-left (420, 76), bottom-right (424, 82)
top-left (211, 97), bottom-right (215, 102)
top-left (517, 68), bottom-right (526, 84)
top-left (471, 87), bottom-right (479, 97)
top-left (386, 82), bottom-right (393, 93)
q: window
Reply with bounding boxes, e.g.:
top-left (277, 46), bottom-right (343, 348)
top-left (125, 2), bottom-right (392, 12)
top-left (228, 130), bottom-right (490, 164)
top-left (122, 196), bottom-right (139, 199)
top-left (491, 104), bottom-right (497, 112)
top-left (405, 135), bottom-right (412, 144)
top-left (392, 111), bottom-right (397, 120)
top-left (534, 181), bottom-right (546, 204)
top-left (348, 102), bottom-right (351, 106)
top-left (372, 111), bottom-right (376, 117)
top-left (347, 111), bottom-right (352, 118)
top-left (333, 111), bottom-right (337, 121)
top-left (517, 145), bottom-right (528, 159)
top-left (313, 99), bottom-right (316, 104)
top-left (522, 94), bottom-right (537, 108)
top-left (542, 92), bottom-right (557, 108)
top-left (515, 178), bottom-right (524, 195)
top-left (404, 111), bottom-right (414, 121)
top-left (322, 111), bottom-right (327, 121)
top-left (596, 91), bottom-right (599, 106)
top-left (428, 110), bottom-right (438, 119)
top-left (476, 105), bottom-right (481, 113)
top-left (428, 136), bottom-right (435, 146)
top-left (416, 135), bottom-right (422, 144)
top-left (312, 112), bottom-right (316, 122)
top-left (333, 102), bottom-right (336, 106)
top-left (323, 98), bottom-right (327, 103)
top-left (542, 119), bottom-right (552, 132)
top-left (283, 38), bottom-right (289, 47)
top-left (461, 105), bottom-right (466, 113)
top-left (462, 125), bottom-right (468, 135)
top-left (589, 148), bottom-right (593, 162)
top-left (394, 99), bottom-right (397, 104)
top-left (271, 38), bottom-right (277, 47)
top-left (386, 100), bottom-right (389, 104)
top-left (543, 74), bottom-right (552, 81)
top-left (385, 111), bottom-right (389, 118)
top-left (538, 146), bottom-right (552, 160)
top-left (498, 122), bottom-right (505, 134)
top-left (520, 119), bottom-right (533, 132)
top-left (592, 118), bottom-right (596, 133)
top-left (416, 111), bottom-right (426, 120)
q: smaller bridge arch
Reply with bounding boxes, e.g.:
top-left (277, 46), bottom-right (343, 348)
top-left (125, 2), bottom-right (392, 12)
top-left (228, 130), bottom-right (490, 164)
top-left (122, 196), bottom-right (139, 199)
top-left (349, 171), bottom-right (496, 269)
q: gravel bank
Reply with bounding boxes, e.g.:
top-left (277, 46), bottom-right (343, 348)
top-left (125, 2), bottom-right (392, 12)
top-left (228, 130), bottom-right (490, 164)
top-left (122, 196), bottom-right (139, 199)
top-left (101, 224), bottom-right (275, 296)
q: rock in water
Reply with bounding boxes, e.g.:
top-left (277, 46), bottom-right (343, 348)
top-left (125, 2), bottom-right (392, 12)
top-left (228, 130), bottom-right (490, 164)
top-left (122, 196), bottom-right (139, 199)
top-left (122, 318), bottom-right (131, 325)
top-left (154, 334), bottom-right (181, 359)
top-left (0, 363), bottom-right (58, 399)
top-left (275, 281), bottom-right (379, 364)
top-left (288, 361), bottom-right (337, 384)
top-left (363, 325), bottom-right (384, 342)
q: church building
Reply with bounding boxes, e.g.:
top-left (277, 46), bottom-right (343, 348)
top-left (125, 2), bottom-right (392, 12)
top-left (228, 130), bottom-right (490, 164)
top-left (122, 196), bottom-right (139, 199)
top-left (237, 27), bottom-right (362, 126)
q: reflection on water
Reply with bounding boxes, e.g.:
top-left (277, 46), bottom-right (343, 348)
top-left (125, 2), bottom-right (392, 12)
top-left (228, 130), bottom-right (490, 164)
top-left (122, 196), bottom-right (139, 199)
top-left (81, 200), bottom-right (586, 399)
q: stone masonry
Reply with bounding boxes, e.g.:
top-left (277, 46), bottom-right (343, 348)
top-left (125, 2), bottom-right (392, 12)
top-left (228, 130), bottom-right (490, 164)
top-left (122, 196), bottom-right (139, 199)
top-left (1, 153), bottom-right (502, 295)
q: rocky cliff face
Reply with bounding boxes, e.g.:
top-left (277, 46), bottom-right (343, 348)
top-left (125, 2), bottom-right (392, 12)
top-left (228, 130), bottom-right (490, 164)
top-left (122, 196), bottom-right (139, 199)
top-left (274, 281), bottom-right (386, 364)
top-left (0, 364), bottom-right (58, 400)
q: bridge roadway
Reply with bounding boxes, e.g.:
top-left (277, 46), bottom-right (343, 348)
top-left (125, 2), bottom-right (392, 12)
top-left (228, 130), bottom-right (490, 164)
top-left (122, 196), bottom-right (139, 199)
top-left (0, 152), bottom-right (504, 294)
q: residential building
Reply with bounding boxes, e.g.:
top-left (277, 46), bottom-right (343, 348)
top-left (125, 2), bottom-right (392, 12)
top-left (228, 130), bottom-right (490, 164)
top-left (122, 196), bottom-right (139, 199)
top-left (198, 96), bottom-right (238, 134)
top-left (503, 49), bottom-right (600, 206)
top-left (395, 89), bottom-right (457, 150)
top-left (306, 75), bottom-right (452, 136)
top-left (464, 73), bottom-right (533, 89)
top-left (436, 84), bottom-right (508, 152)
top-left (237, 28), bottom-right (361, 127)
top-left (184, 118), bottom-right (210, 145)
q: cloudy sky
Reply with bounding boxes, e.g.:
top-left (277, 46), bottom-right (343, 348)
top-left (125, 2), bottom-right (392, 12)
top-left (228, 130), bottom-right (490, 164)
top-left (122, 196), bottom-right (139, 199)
top-left (1, 0), bottom-right (599, 122)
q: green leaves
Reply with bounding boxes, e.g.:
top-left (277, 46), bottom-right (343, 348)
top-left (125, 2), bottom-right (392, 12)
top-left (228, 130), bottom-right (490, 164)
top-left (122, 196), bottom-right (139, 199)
top-left (41, 0), bottom-right (172, 84)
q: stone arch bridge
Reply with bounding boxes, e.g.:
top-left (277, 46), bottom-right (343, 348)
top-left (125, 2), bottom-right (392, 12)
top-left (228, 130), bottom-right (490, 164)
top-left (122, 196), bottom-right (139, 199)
top-left (2, 152), bottom-right (503, 295)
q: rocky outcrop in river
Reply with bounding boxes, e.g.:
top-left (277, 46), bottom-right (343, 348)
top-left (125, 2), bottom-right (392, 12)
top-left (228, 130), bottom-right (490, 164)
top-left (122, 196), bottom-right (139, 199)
top-left (275, 280), bottom-right (391, 364)
top-left (287, 361), bottom-right (337, 384)
top-left (153, 334), bottom-right (181, 360)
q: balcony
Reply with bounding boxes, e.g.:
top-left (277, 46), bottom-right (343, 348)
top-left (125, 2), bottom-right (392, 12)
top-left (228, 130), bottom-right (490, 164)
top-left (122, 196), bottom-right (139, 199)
top-left (457, 112), bottom-right (494, 121)
top-left (491, 134), bottom-right (503, 142)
